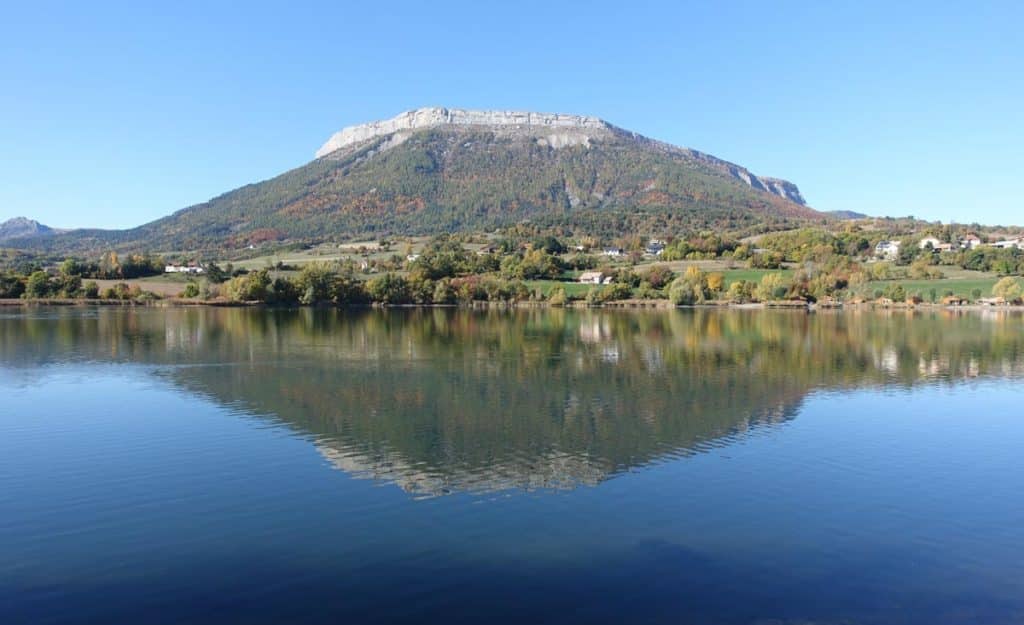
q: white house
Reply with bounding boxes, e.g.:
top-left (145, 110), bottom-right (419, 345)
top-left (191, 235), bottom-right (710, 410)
top-left (992, 238), bottom-right (1023, 250)
top-left (960, 235), bottom-right (982, 249)
top-left (602, 248), bottom-right (623, 257)
top-left (874, 240), bottom-right (901, 259)
top-left (918, 236), bottom-right (942, 250)
top-left (578, 271), bottom-right (604, 284)
top-left (165, 264), bottom-right (204, 275)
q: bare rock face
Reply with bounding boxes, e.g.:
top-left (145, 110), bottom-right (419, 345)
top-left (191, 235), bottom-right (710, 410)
top-left (760, 178), bottom-right (806, 205)
top-left (315, 107), bottom-right (808, 206)
top-left (315, 107), bottom-right (611, 158)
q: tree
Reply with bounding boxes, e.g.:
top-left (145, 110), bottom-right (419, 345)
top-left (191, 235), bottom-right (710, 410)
top-left (706, 272), bottom-right (725, 293)
top-left (60, 258), bottom-right (85, 277)
top-left (226, 269), bottom-right (271, 301)
top-left (726, 280), bottom-right (754, 303)
top-left (24, 271), bottom-right (52, 299)
top-left (205, 262), bottom-right (227, 284)
top-left (0, 272), bottom-right (26, 299)
top-left (547, 286), bottom-right (567, 306)
top-left (366, 273), bottom-right (411, 305)
top-left (433, 279), bottom-right (456, 305)
top-left (295, 263), bottom-right (336, 304)
top-left (642, 265), bottom-right (675, 290)
top-left (992, 277), bottom-right (1022, 302)
top-left (98, 251), bottom-right (121, 279)
top-left (755, 273), bottom-right (788, 302)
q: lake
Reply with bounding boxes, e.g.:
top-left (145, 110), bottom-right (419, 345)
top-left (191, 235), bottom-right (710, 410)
top-left (2, 307), bottom-right (1023, 624)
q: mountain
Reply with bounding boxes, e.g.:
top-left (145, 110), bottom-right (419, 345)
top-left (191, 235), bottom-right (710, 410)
top-left (0, 217), bottom-right (54, 242)
top-left (14, 108), bottom-right (823, 254)
top-left (826, 210), bottom-right (868, 220)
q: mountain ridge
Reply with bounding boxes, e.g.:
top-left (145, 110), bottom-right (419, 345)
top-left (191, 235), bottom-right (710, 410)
top-left (8, 107), bottom-right (823, 254)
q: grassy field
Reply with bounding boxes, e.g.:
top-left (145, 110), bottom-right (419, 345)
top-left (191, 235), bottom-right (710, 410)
top-left (522, 280), bottom-right (595, 297)
top-left (718, 268), bottom-right (793, 286)
top-left (863, 266), bottom-right (1001, 299)
top-left (93, 278), bottom-right (186, 297)
top-left (867, 277), bottom-right (1000, 299)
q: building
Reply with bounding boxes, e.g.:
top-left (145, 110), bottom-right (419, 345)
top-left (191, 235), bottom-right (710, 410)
top-left (874, 240), bottom-right (901, 259)
top-left (165, 264), bottom-right (204, 275)
top-left (602, 248), bottom-right (623, 257)
top-left (578, 271), bottom-right (604, 284)
top-left (644, 239), bottom-right (666, 257)
top-left (918, 236), bottom-right (942, 250)
top-left (992, 238), bottom-right (1023, 250)
top-left (960, 235), bottom-right (982, 249)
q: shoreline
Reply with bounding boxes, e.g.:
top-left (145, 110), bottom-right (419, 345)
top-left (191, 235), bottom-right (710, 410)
top-left (2, 298), bottom-right (1022, 312)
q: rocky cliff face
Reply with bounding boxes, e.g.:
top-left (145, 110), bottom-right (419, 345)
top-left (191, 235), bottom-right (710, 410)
top-left (316, 107), bottom-right (807, 206)
top-left (0, 217), bottom-right (53, 241)
top-left (315, 107), bottom-right (611, 157)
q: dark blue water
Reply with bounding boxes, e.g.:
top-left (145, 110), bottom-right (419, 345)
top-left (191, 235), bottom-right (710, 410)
top-left (1, 307), bottom-right (1023, 624)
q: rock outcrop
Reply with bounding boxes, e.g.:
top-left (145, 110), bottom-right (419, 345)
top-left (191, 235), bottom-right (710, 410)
top-left (316, 107), bottom-right (808, 206)
top-left (315, 107), bottom-right (610, 158)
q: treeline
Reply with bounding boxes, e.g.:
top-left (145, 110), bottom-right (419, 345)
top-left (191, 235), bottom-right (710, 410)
top-left (756, 227), bottom-right (1024, 275)
top-left (59, 252), bottom-right (166, 280)
top-left (0, 269), bottom-right (158, 301)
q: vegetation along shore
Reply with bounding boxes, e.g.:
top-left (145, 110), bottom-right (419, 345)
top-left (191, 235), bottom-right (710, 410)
top-left (2, 225), bottom-right (1023, 310)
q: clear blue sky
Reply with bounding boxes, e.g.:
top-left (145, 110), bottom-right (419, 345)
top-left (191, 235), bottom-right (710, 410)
top-left (2, 1), bottom-right (1021, 228)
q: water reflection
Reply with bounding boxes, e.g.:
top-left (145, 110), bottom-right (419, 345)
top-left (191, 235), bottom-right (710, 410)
top-left (3, 307), bottom-right (1024, 496)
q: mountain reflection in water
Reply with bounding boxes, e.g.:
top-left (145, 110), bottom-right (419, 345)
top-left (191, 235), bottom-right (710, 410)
top-left (2, 306), bottom-right (1023, 497)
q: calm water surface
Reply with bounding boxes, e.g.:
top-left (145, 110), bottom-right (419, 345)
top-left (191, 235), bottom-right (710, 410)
top-left (1, 307), bottom-right (1023, 624)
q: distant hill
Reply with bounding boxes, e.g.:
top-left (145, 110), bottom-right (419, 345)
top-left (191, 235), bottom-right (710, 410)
top-left (13, 108), bottom-right (825, 254)
top-left (0, 217), bottom-right (54, 242)
top-left (826, 210), bottom-right (869, 220)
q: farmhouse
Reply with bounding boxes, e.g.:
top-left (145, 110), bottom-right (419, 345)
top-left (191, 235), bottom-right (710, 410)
top-left (165, 264), bottom-right (204, 275)
top-left (960, 235), bottom-right (982, 249)
top-left (874, 240), bottom-right (901, 259)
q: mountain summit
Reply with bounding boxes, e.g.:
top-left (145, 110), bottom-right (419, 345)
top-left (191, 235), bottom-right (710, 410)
top-left (316, 107), bottom-right (808, 205)
top-left (11, 108), bottom-right (820, 253)
top-left (316, 108), bottom-right (610, 157)
top-left (0, 217), bottom-right (54, 242)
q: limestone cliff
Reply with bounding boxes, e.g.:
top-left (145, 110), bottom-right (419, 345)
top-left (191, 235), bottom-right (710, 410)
top-left (316, 107), bottom-right (807, 206)
top-left (315, 107), bottom-right (611, 157)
